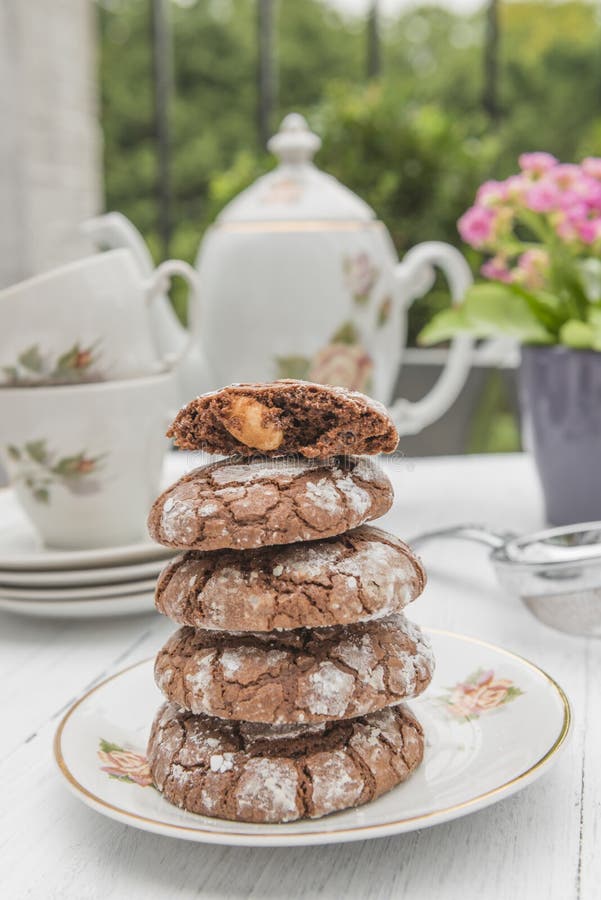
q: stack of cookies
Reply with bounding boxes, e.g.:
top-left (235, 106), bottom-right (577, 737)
top-left (146, 380), bottom-right (433, 824)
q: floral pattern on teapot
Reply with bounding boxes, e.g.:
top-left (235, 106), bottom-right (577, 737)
top-left (275, 252), bottom-right (392, 392)
top-left (260, 177), bottom-right (303, 205)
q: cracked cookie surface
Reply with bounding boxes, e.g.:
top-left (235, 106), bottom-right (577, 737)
top-left (147, 701), bottom-right (424, 823)
top-left (155, 525), bottom-right (426, 631)
top-left (154, 614), bottom-right (434, 724)
top-left (148, 456), bottom-right (393, 552)
top-left (167, 380), bottom-right (399, 458)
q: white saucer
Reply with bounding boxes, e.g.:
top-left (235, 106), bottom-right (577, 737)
top-left (0, 557), bottom-right (167, 588)
top-left (0, 590), bottom-right (156, 619)
top-left (54, 629), bottom-right (571, 847)
top-left (0, 577), bottom-right (157, 602)
top-left (0, 489), bottom-right (172, 571)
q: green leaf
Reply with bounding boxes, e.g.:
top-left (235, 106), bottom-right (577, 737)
top-left (377, 296), bottom-right (392, 327)
top-left (419, 284), bottom-right (555, 346)
top-left (25, 440), bottom-right (48, 465)
top-left (33, 487), bottom-right (50, 504)
top-left (560, 320), bottom-right (596, 349)
top-left (55, 345), bottom-right (80, 372)
top-left (509, 284), bottom-right (565, 334)
top-left (505, 686), bottom-right (524, 700)
top-left (18, 345), bottom-right (43, 373)
top-left (99, 738), bottom-right (124, 753)
top-left (578, 259), bottom-right (601, 302)
top-left (6, 445), bottom-right (20, 461)
top-left (330, 321), bottom-right (359, 345)
top-left (51, 454), bottom-right (85, 477)
top-left (418, 307), bottom-right (468, 345)
top-left (274, 355), bottom-right (310, 380)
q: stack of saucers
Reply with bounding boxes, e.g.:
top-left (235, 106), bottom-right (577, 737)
top-left (0, 248), bottom-right (198, 619)
top-left (145, 380), bottom-right (433, 825)
top-left (0, 486), bottom-right (174, 619)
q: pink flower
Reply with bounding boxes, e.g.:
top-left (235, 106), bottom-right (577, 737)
top-left (458, 205), bottom-right (497, 249)
top-left (98, 748), bottom-right (154, 787)
top-left (446, 670), bottom-right (517, 719)
top-left (308, 343), bottom-right (373, 392)
top-left (476, 180), bottom-right (508, 207)
top-left (518, 152), bottom-right (558, 177)
top-left (343, 253), bottom-right (379, 301)
top-left (550, 163), bottom-right (582, 189)
top-left (582, 157), bottom-right (601, 180)
top-left (576, 217), bottom-right (601, 245)
top-left (515, 248), bottom-right (549, 290)
top-left (558, 191), bottom-right (588, 215)
top-left (555, 215), bottom-right (579, 242)
top-left (525, 179), bottom-right (561, 213)
top-left (505, 174), bottom-right (529, 201)
top-left (481, 255), bottom-right (513, 283)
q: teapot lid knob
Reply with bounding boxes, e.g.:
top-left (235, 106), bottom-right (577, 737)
top-left (267, 113), bottom-right (321, 165)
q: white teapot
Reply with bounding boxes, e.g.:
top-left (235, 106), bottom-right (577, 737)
top-left (85, 114), bottom-right (473, 434)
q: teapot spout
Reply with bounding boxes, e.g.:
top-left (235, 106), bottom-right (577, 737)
top-left (81, 211), bottom-right (211, 403)
top-left (81, 211), bottom-right (156, 276)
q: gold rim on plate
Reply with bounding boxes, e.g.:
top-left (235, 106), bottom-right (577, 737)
top-left (53, 629), bottom-right (572, 841)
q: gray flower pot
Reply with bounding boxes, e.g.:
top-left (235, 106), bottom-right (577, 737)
top-left (520, 345), bottom-right (601, 525)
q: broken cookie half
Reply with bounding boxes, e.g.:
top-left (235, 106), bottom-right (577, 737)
top-left (166, 379), bottom-right (399, 457)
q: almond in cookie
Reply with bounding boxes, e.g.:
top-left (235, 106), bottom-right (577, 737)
top-left (167, 380), bottom-right (399, 458)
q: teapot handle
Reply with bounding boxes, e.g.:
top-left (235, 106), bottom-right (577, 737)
top-left (389, 241), bottom-right (473, 435)
top-left (144, 260), bottom-right (200, 370)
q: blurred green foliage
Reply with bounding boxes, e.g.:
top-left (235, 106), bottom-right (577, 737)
top-left (98, 0), bottom-right (601, 325)
top-left (97, 0), bottom-right (600, 452)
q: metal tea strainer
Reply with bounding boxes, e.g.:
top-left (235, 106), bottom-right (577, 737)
top-left (410, 520), bottom-right (601, 637)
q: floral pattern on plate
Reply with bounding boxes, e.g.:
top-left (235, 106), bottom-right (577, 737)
top-left (441, 668), bottom-right (524, 721)
top-left (98, 739), bottom-right (154, 788)
top-left (6, 440), bottom-right (105, 504)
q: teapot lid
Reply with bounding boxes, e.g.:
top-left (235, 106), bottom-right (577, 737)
top-left (216, 114), bottom-right (375, 224)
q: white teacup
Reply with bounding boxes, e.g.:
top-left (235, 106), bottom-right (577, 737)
top-left (0, 374), bottom-right (177, 549)
top-left (0, 249), bottom-right (197, 385)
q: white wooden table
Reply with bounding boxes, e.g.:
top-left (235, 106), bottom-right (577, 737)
top-left (1, 453), bottom-right (597, 900)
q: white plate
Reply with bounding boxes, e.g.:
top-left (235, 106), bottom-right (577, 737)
top-left (0, 590), bottom-right (156, 619)
top-left (0, 557), bottom-right (168, 588)
top-left (54, 630), bottom-right (571, 847)
top-left (0, 577), bottom-right (157, 601)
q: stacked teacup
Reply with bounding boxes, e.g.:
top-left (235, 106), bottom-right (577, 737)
top-left (0, 248), bottom-right (197, 616)
top-left (0, 248), bottom-right (199, 548)
top-left (147, 380), bottom-right (433, 824)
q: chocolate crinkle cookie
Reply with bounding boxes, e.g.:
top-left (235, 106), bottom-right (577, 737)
top-left (155, 525), bottom-right (426, 632)
top-left (154, 614), bottom-right (434, 724)
top-left (166, 380), bottom-right (399, 458)
top-left (147, 455), bottom-right (393, 552)
top-left (147, 701), bottom-right (424, 824)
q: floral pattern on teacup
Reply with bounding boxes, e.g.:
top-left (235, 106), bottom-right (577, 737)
top-left (343, 252), bottom-right (379, 305)
top-left (442, 668), bottom-right (524, 721)
top-left (97, 739), bottom-right (154, 787)
top-left (6, 440), bottom-right (105, 504)
top-left (2, 342), bottom-right (102, 385)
